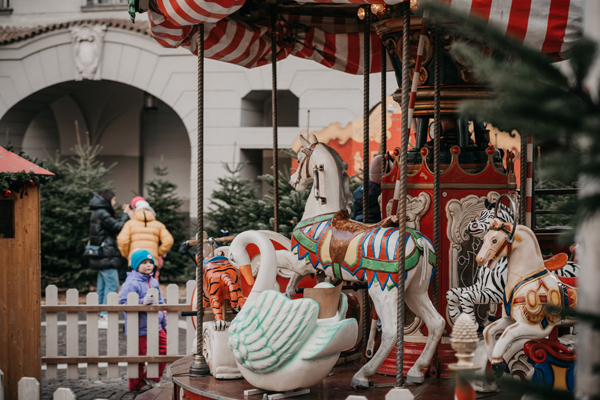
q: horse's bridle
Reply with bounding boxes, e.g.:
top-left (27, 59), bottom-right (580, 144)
top-left (294, 143), bottom-right (327, 204)
top-left (293, 143), bottom-right (317, 187)
top-left (488, 194), bottom-right (519, 260)
top-left (489, 224), bottom-right (516, 260)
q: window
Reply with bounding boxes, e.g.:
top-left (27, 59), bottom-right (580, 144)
top-left (0, 201), bottom-right (14, 239)
top-left (0, 0), bottom-right (12, 15)
top-left (81, 0), bottom-right (127, 11)
top-left (241, 90), bottom-right (299, 127)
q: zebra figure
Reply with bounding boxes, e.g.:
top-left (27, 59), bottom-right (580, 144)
top-left (446, 199), bottom-right (580, 331)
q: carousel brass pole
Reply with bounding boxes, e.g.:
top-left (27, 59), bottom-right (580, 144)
top-left (432, 21), bottom-right (441, 311)
top-left (190, 23), bottom-right (210, 377)
top-left (519, 132), bottom-right (527, 225)
top-left (271, 6), bottom-right (279, 233)
top-left (396, 0), bottom-right (411, 387)
top-left (381, 36), bottom-right (387, 178)
top-left (362, 5), bottom-right (371, 356)
top-left (363, 6), bottom-right (371, 224)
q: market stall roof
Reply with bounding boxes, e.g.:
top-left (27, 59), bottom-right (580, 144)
top-left (0, 147), bottom-right (53, 176)
top-left (146, 0), bottom-right (583, 73)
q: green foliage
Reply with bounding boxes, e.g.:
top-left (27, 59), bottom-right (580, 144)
top-left (425, 2), bottom-right (600, 394)
top-left (205, 150), bottom-right (313, 239)
top-left (255, 169), bottom-right (312, 237)
top-left (41, 143), bottom-right (114, 290)
top-left (534, 177), bottom-right (578, 229)
top-left (205, 163), bottom-right (263, 237)
top-left (427, 1), bottom-right (600, 227)
top-left (145, 166), bottom-right (193, 281)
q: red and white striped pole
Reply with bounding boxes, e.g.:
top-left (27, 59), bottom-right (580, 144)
top-left (391, 11), bottom-right (428, 215)
top-left (407, 10), bottom-right (429, 128)
top-left (526, 135), bottom-right (533, 228)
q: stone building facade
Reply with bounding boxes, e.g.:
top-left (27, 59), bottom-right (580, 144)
top-left (0, 0), bottom-right (397, 218)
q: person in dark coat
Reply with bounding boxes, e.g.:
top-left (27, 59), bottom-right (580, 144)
top-left (353, 155), bottom-right (391, 223)
top-left (89, 189), bottom-right (132, 328)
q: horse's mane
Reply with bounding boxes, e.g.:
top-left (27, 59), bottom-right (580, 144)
top-left (322, 145), bottom-right (352, 211)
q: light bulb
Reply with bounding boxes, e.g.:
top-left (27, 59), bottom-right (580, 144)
top-left (357, 7), bottom-right (366, 20)
top-left (371, 4), bottom-right (385, 16)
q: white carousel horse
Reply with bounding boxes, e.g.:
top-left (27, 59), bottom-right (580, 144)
top-left (475, 218), bottom-right (577, 377)
top-left (447, 200), bottom-right (579, 329)
top-left (281, 134), bottom-right (445, 387)
top-left (227, 231), bottom-right (358, 392)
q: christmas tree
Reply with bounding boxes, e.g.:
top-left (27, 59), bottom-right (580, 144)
top-left (205, 162), bottom-right (263, 237)
top-left (428, 2), bottom-right (600, 395)
top-left (41, 141), bottom-right (115, 290)
top-left (254, 168), bottom-right (312, 237)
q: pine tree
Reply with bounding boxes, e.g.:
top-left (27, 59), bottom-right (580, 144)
top-left (41, 142), bottom-right (115, 290)
top-left (205, 163), bottom-right (263, 237)
top-left (255, 169), bottom-right (312, 237)
top-left (428, 2), bottom-right (599, 228)
top-left (145, 166), bottom-right (193, 281)
top-left (428, 2), bottom-right (600, 394)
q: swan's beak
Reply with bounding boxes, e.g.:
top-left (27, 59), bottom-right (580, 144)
top-left (240, 264), bottom-right (254, 286)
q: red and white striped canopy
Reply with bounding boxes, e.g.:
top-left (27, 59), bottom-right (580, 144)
top-left (148, 0), bottom-right (583, 74)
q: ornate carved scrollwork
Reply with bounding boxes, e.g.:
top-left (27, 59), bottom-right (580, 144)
top-left (395, 30), bottom-right (433, 86)
top-left (445, 192), bottom-right (501, 289)
top-left (71, 24), bottom-right (106, 81)
top-left (386, 192), bottom-right (431, 231)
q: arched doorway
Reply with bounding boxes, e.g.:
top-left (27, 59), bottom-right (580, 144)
top-left (0, 80), bottom-right (191, 211)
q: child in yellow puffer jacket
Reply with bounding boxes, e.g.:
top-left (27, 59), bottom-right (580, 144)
top-left (117, 197), bottom-right (174, 281)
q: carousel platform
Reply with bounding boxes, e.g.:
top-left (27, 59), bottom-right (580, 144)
top-left (137, 355), bottom-right (520, 400)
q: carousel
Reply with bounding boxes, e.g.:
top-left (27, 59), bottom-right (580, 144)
top-left (128, 0), bottom-right (583, 398)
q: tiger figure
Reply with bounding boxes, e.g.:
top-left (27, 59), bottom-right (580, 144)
top-left (201, 256), bottom-right (246, 330)
top-left (447, 199), bottom-right (580, 331)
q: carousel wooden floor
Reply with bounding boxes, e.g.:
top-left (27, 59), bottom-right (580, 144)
top-left (138, 355), bottom-right (521, 400)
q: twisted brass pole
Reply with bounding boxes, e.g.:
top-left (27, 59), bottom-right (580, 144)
top-left (189, 24), bottom-right (210, 377)
top-left (363, 7), bottom-right (371, 224)
top-left (432, 22), bottom-right (441, 311)
top-left (381, 36), bottom-right (387, 179)
top-left (361, 6), bottom-right (371, 355)
top-left (520, 132), bottom-right (527, 225)
top-left (272, 6), bottom-right (279, 233)
top-left (396, 1), bottom-right (410, 387)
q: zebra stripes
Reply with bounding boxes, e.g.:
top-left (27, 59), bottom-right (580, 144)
top-left (447, 258), bottom-right (580, 325)
top-left (447, 199), bottom-right (580, 327)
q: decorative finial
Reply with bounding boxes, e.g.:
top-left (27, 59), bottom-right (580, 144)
top-left (449, 313), bottom-right (479, 370)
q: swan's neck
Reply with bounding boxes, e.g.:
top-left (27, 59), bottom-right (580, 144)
top-left (244, 232), bottom-right (278, 305)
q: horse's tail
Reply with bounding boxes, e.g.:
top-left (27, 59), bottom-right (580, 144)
top-left (417, 236), bottom-right (434, 285)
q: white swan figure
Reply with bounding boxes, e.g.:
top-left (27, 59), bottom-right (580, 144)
top-left (227, 231), bottom-right (358, 392)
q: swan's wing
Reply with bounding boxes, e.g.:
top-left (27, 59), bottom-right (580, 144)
top-left (228, 290), bottom-right (318, 374)
top-left (301, 293), bottom-right (357, 360)
top-left (301, 319), bottom-right (358, 361)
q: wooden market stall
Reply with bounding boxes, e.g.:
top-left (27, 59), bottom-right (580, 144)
top-left (0, 146), bottom-right (53, 399)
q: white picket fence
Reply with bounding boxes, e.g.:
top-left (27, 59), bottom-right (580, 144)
top-left (42, 281), bottom-right (198, 380)
top-left (0, 372), bottom-right (77, 400)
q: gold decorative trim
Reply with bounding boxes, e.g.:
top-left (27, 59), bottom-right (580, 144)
top-left (381, 182), bottom-right (516, 190)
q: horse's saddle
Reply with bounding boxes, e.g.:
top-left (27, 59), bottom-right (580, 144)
top-left (329, 210), bottom-right (400, 265)
top-left (544, 253), bottom-right (568, 271)
top-left (544, 253), bottom-right (577, 286)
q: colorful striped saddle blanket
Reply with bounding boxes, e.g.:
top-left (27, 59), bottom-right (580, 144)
top-left (291, 211), bottom-right (436, 290)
